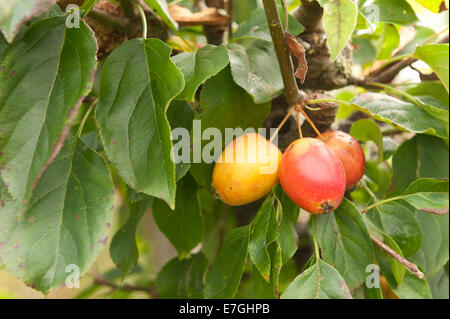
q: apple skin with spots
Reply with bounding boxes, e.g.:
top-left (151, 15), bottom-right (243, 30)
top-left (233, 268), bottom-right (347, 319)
top-left (212, 133), bottom-right (282, 206)
top-left (321, 130), bottom-right (366, 189)
top-left (279, 138), bottom-right (346, 215)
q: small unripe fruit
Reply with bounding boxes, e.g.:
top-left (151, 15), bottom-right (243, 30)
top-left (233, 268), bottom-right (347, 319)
top-left (279, 138), bottom-right (346, 214)
top-left (212, 133), bottom-right (282, 206)
top-left (321, 131), bottom-right (366, 189)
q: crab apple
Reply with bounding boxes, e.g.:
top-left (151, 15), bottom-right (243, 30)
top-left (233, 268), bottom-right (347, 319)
top-left (321, 130), bottom-right (366, 189)
top-left (279, 138), bottom-right (346, 214)
top-left (212, 133), bottom-right (282, 206)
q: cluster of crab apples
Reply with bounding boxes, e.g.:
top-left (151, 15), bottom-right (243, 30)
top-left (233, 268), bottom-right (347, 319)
top-left (212, 130), bottom-right (366, 215)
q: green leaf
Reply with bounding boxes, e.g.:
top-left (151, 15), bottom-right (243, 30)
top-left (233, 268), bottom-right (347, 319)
top-left (399, 180), bottom-right (449, 213)
top-left (350, 93), bottom-right (448, 139)
top-left (155, 253), bottom-right (208, 299)
top-left (320, 0), bottom-right (358, 62)
top-left (352, 37), bottom-right (377, 65)
top-left (143, 0), bottom-right (178, 31)
top-left (350, 119), bottom-right (383, 164)
top-left (204, 226), bottom-right (249, 299)
top-left (96, 38), bottom-right (184, 208)
top-left (110, 197), bottom-right (152, 275)
top-left (377, 24), bottom-right (400, 60)
top-left (0, 16), bottom-right (97, 208)
top-left (362, 0), bottom-right (417, 25)
top-left (172, 44), bottom-right (229, 102)
top-left (414, 44), bottom-right (449, 92)
top-left (190, 67), bottom-right (271, 188)
top-left (396, 26), bottom-right (435, 56)
top-left (0, 0), bottom-right (57, 41)
top-left (390, 135), bottom-right (449, 195)
top-left (315, 198), bottom-right (374, 291)
top-left (406, 81), bottom-right (449, 107)
top-left (152, 175), bottom-right (203, 258)
top-left (428, 267), bottom-right (449, 298)
top-left (281, 259), bottom-right (352, 299)
top-left (412, 213), bottom-right (449, 277)
top-left (228, 39), bottom-right (284, 104)
top-left (0, 136), bottom-right (114, 292)
top-left (366, 201), bottom-right (422, 257)
top-left (167, 100), bottom-right (194, 181)
top-left (232, 8), bottom-right (304, 42)
top-left (249, 196), bottom-right (278, 282)
top-left (273, 184), bottom-right (300, 264)
top-left (370, 228), bottom-right (406, 286)
top-left (393, 271), bottom-right (432, 299)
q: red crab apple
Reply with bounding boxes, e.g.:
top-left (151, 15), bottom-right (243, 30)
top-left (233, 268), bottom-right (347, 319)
top-left (279, 138), bottom-right (346, 214)
top-left (321, 130), bottom-right (366, 189)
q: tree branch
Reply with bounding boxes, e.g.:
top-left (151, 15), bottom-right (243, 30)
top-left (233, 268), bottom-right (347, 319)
top-left (204, 0), bottom-right (227, 44)
top-left (262, 0), bottom-right (303, 106)
top-left (92, 273), bottom-right (158, 298)
top-left (365, 33), bottom-right (449, 84)
top-left (370, 234), bottom-right (425, 279)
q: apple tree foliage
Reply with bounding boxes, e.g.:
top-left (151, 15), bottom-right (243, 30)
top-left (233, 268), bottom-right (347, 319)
top-left (0, 0), bottom-right (448, 299)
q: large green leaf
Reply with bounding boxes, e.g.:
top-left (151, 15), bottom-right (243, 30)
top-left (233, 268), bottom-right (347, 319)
top-left (377, 24), bottom-right (400, 60)
top-left (0, 0), bottom-right (57, 42)
top-left (406, 81), bottom-right (449, 108)
top-left (315, 198), bottom-right (374, 291)
top-left (0, 16), bottom-right (97, 208)
top-left (366, 201), bottom-right (422, 257)
top-left (350, 93), bottom-right (448, 139)
top-left (96, 38), bottom-right (184, 208)
top-left (369, 226), bottom-right (406, 286)
top-left (152, 175), bottom-right (203, 258)
top-left (232, 7), bottom-right (304, 42)
top-left (414, 44), bottom-right (449, 92)
top-left (0, 136), bottom-right (114, 292)
top-left (155, 253), bottom-right (208, 299)
top-left (110, 197), bottom-right (152, 275)
top-left (281, 259), bottom-right (352, 299)
top-left (249, 196), bottom-right (278, 282)
top-left (390, 136), bottom-right (449, 195)
top-left (273, 184), bottom-right (300, 264)
top-left (320, 0), bottom-right (358, 61)
top-left (362, 0), bottom-right (417, 25)
top-left (228, 39), bottom-right (284, 104)
top-left (204, 226), bottom-right (249, 299)
top-left (252, 242), bottom-right (282, 299)
top-left (190, 67), bottom-right (271, 188)
top-left (167, 100), bottom-right (194, 181)
top-left (350, 119), bottom-right (382, 164)
top-left (172, 44), bottom-right (229, 102)
top-left (393, 271), bottom-right (432, 299)
top-left (412, 213), bottom-right (449, 278)
top-left (144, 0), bottom-right (178, 31)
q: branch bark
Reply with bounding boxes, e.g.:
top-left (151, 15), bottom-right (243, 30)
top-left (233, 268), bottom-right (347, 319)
top-left (370, 234), bottom-right (425, 280)
top-left (92, 273), bottom-right (158, 298)
top-left (204, 0), bottom-right (227, 44)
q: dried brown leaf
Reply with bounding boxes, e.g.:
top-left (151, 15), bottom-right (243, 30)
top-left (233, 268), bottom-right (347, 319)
top-left (286, 32), bottom-right (308, 84)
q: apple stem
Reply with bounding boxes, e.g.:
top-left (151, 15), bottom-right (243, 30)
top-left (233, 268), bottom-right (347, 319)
top-left (296, 107), bottom-right (303, 138)
top-left (269, 106), bottom-right (295, 143)
top-left (297, 103), bottom-right (323, 139)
